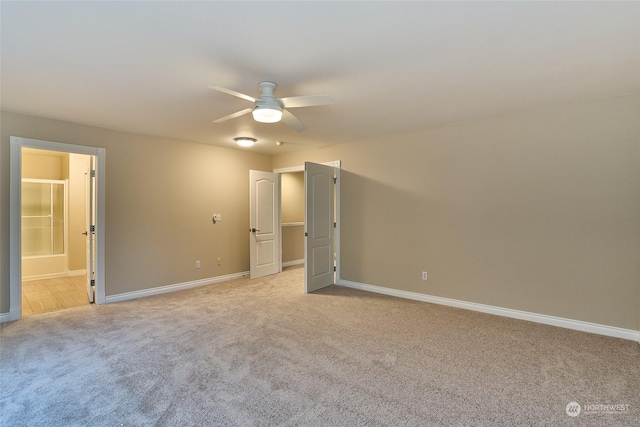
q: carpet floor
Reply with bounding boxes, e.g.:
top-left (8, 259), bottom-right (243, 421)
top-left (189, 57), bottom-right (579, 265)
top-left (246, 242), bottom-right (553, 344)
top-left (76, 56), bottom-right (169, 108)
top-left (1, 265), bottom-right (639, 426)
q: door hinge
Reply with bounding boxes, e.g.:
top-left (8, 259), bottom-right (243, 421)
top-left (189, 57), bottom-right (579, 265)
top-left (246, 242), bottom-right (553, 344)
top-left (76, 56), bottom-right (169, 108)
top-left (333, 266), bottom-right (336, 272)
top-left (334, 222), bottom-right (337, 228)
top-left (90, 225), bottom-right (96, 233)
top-left (304, 232), bottom-right (308, 237)
top-left (90, 169), bottom-right (96, 178)
top-left (90, 279), bottom-right (95, 286)
top-left (333, 177), bottom-right (337, 184)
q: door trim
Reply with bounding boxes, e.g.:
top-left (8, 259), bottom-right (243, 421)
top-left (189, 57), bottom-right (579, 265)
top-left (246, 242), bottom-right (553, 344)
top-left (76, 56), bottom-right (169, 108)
top-left (8, 137), bottom-right (106, 321)
top-left (273, 161), bottom-right (340, 285)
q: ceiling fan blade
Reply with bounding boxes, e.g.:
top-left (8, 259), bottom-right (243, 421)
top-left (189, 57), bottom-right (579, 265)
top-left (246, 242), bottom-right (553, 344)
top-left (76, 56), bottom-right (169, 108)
top-left (209, 86), bottom-right (256, 103)
top-left (212, 108), bottom-right (253, 123)
top-left (281, 109), bottom-right (307, 132)
top-left (280, 94), bottom-right (332, 109)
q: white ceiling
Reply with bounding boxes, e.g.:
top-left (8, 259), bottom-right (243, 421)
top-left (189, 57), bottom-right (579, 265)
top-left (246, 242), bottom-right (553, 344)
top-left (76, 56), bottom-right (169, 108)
top-left (2, 1), bottom-right (639, 155)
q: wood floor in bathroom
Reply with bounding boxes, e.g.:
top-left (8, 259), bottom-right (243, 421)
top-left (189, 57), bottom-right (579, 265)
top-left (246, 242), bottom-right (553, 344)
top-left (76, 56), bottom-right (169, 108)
top-left (22, 276), bottom-right (90, 317)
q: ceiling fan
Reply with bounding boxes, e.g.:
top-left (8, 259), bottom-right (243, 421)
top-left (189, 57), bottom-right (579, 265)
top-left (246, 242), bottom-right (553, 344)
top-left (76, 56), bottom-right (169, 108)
top-left (209, 81), bottom-right (332, 132)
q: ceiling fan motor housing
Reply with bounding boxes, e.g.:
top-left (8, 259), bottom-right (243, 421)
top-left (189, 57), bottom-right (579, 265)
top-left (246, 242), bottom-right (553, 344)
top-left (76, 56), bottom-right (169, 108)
top-left (252, 82), bottom-right (283, 122)
top-left (254, 98), bottom-right (282, 110)
top-left (258, 81), bottom-right (277, 95)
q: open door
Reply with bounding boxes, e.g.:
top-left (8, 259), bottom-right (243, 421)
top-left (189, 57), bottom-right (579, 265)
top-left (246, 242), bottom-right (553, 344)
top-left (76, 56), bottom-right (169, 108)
top-left (304, 162), bottom-right (335, 293)
top-left (249, 170), bottom-right (281, 279)
top-left (84, 156), bottom-right (96, 302)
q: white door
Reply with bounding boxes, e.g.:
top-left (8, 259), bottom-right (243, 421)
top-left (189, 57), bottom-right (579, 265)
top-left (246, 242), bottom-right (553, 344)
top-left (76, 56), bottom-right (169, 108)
top-left (84, 156), bottom-right (96, 302)
top-left (304, 162), bottom-right (335, 293)
top-left (249, 170), bottom-right (281, 279)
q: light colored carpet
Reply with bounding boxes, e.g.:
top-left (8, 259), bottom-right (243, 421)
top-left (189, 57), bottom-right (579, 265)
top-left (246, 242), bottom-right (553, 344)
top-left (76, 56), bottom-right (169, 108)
top-left (1, 265), bottom-right (638, 426)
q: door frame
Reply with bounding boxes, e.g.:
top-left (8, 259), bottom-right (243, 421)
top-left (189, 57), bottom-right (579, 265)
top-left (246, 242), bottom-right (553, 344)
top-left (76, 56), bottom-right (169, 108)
top-left (274, 161), bottom-right (340, 286)
top-left (9, 137), bottom-right (106, 320)
top-left (86, 155), bottom-right (96, 303)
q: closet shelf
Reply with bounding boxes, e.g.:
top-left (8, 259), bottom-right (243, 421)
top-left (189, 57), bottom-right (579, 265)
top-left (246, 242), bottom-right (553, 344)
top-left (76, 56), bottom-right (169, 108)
top-left (282, 222), bottom-right (304, 227)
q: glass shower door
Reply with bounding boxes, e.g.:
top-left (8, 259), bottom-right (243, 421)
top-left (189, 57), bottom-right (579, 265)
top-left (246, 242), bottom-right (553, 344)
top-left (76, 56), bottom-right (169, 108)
top-left (21, 180), bottom-right (65, 257)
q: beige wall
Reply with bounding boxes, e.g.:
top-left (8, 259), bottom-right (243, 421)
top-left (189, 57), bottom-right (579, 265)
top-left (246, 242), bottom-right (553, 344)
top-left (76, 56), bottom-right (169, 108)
top-left (1, 111), bottom-right (272, 311)
top-left (282, 172), bottom-right (304, 223)
top-left (281, 172), bottom-right (304, 263)
top-left (22, 148), bottom-right (67, 180)
top-left (273, 95), bottom-right (640, 330)
top-left (282, 227), bottom-right (304, 264)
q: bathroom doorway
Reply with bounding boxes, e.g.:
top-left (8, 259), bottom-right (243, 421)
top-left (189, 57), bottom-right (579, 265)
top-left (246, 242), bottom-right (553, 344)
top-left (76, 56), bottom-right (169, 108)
top-left (20, 148), bottom-right (92, 316)
top-left (9, 136), bottom-right (106, 321)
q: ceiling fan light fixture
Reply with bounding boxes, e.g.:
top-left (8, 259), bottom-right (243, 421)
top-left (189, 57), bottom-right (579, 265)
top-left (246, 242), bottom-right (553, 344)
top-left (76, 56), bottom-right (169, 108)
top-left (210, 80), bottom-right (332, 132)
top-left (234, 137), bottom-right (256, 147)
top-left (252, 104), bottom-right (283, 123)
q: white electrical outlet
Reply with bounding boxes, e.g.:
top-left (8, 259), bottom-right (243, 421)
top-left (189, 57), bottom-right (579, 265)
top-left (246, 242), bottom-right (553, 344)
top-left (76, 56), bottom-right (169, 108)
top-left (422, 271), bottom-right (428, 280)
top-left (196, 261), bottom-right (201, 269)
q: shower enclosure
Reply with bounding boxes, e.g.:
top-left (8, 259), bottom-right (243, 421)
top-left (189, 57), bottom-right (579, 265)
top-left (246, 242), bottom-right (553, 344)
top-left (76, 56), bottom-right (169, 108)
top-left (21, 179), bottom-right (68, 279)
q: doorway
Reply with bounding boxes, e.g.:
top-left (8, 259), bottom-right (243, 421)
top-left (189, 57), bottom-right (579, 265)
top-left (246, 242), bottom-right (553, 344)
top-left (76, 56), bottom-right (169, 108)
top-left (9, 137), bottom-right (106, 321)
top-left (271, 161), bottom-right (341, 292)
top-left (20, 149), bottom-right (92, 316)
top-left (281, 171), bottom-right (305, 268)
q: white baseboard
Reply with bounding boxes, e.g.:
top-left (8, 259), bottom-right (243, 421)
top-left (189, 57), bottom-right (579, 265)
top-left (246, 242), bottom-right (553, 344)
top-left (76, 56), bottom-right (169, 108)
top-left (22, 272), bottom-right (68, 281)
top-left (21, 270), bottom-right (86, 281)
top-left (0, 306), bottom-right (21, 323)
top-left (283, 259), bottom-right (304, 268)
top-left (68, 269), bottom-right (87, 277)
top-left (338, 279), bottom-right (640, 343)
top-left (105, 271), bottom-right (250, 304)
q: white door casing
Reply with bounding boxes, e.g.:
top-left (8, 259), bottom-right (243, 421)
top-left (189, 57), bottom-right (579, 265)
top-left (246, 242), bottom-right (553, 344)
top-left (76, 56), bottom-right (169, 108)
top-left (85, 156), bottom-right (96, 302)
top-left (304, 162), bottom-right (335, 293)
top-left (8, 137), bottom-right (106, 322)
top-left (249, 170), bottom-right (281, 279)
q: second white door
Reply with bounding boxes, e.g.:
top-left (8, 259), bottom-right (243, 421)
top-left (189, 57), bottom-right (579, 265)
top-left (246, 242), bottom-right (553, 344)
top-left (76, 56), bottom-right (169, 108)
top-left (304, 162), bottom-right (335, 293)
